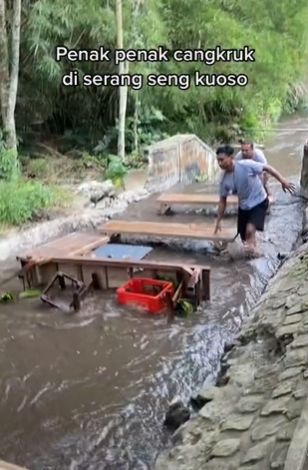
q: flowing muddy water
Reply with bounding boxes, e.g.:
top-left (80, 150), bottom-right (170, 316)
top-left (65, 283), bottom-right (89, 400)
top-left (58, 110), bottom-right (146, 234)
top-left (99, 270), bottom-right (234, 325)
top-left (0, 113), bottom-right (306, 469)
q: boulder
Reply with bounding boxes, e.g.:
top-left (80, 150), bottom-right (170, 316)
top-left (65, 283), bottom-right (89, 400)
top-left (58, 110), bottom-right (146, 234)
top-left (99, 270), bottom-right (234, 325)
top-left (76, 180), bottom-right (116, 203)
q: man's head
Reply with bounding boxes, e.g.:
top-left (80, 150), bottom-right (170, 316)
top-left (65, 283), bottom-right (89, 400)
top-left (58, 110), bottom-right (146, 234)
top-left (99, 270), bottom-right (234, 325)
top-left (216, 144), bottom-right (234, 171)
top-left (240, 140), bottom-right (254, 159)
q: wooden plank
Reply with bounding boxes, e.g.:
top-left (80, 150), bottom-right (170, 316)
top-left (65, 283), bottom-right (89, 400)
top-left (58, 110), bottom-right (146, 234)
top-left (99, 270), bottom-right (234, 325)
top-left (18, 232), bottom-right (109, 264)
top-left (99, 220), bottom-right (237, 242)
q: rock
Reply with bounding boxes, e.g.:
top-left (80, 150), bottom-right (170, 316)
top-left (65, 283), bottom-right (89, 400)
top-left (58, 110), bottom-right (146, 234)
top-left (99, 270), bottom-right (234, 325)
top-left (76, 180), bottom-right (116, 203)
top-left (241, 440), bottom-right (274, 465)
top-left (298, 286), bottom-right (308, 296)
top-left (203, 459), bottom-right (238, 470)
top-left (191, 386), bottom-right (222, 410)
top-left (271, 298), bottom-right (286, 310)
top-left (286, 400), bottom-right (303, 420)
top-left (247, 376), bottom-right (277, 394)
top-left (197, 386), bottom-right (222, 403)
top-left (276, 324), bottom-right (299, 337)
top-left (270, 444), bottom-right (289, 469)
top-left (285, 295), bottom-right (298, 309)
top-left (284, 349), bottom-right (308, 368)
top-left (229, 364), bottom-right (255, 389)
top-left (236, 396), bottom-right (264, 414)
top-left (291, 334), bottom-right (308, 348)
top-left (210, 439), bottom-right (240, 458)
top-left (199, 400), bottom-right (226, 422)
top-left (221, 415), bottom-right (254, 432)
top-left (279, 366), bottom-right (304, 381)
top-left (283, 314), bottom-right (303, 325)
top-left (298, 324), bottom-right (308, 334)
top-left (254, 366), bottom-right (278, 380)
top-left (260, 396), bottom-right (290, 416)
top-left (303, 368), bottom-right (308, 378)
top-left (251, 416), bottom-right (287, 442)
top-left (276, 421), bottom-right (297, 442)
top-left (163, 400), bottom-right (190, 432)
top-left (286, 304), bottom-right (306, 315)
top-left (271, 381), bottom-right (294, 398)
top-left (293, 388), bottom-right (307, 399)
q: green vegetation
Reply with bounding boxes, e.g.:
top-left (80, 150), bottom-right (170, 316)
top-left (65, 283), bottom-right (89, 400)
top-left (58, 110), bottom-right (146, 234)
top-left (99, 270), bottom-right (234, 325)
top-left (0, 179), bottom-right (70, 227)
top-left (1, 0), bottom-right (308, 226)
top-left (19, 0), bottom-right (308, 148)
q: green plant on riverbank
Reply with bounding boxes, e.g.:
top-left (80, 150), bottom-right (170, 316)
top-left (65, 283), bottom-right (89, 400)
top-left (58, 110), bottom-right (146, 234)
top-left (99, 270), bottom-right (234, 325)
top-left (0, 180), bottom-right (71, 227)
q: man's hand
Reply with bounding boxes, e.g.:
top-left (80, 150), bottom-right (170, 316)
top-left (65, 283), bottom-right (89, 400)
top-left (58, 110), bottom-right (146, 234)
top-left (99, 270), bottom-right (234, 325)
top-left (281, 178), bottom-right (296, 194)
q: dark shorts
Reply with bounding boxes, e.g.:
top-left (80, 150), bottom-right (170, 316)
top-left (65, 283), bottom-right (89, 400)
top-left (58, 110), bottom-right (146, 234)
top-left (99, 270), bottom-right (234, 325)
top-left (237, 198), bottom-right (269, 241)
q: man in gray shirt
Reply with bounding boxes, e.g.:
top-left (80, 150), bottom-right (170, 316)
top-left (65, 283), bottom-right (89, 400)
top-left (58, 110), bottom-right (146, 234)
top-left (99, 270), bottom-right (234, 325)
top-left (214, 144), bottom-right (295, 256)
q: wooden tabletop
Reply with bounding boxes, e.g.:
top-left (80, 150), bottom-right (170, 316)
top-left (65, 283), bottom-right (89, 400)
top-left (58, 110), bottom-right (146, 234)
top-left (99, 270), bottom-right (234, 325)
top-left (100, 220), bottom-right (237, 242)
top-left (17, 232), bottom-right (109, 263)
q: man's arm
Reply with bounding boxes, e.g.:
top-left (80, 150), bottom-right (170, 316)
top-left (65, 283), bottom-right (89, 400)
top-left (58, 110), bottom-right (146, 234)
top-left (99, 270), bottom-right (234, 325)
top-left (214, 196), bottom-right (227, 233)
top-left (263, 165), bottom-right (296, 193)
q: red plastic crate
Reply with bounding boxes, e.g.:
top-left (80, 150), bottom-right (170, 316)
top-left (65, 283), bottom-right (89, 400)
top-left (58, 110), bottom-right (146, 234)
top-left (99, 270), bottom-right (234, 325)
top-left (116, 277), bottom-right (174, 314)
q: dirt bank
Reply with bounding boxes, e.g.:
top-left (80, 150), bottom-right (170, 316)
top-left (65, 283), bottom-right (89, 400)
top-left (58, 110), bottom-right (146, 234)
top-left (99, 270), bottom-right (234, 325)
top-left (155, 237), bottom-right (308, 470)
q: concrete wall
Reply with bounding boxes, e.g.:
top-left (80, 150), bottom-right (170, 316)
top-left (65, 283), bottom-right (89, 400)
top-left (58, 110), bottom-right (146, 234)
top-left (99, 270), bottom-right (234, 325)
top-left (144, 134), bottom-right (219, 192)
top-left (300, 142), bottom-right (308, 199)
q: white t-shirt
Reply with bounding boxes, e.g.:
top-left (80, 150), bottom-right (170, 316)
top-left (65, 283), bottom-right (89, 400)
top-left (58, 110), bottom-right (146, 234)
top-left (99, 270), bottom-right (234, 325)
top-left (235, 148), bottom-right (267, 164)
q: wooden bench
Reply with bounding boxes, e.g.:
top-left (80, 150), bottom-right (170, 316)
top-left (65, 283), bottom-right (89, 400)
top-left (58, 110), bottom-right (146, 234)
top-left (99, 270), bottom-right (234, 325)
top-left (99, 220), bottom-right (237, 242)
top-left (157, 193), bottom-right (274, 214)
top-left (17, 232), bottom-right (110, 264)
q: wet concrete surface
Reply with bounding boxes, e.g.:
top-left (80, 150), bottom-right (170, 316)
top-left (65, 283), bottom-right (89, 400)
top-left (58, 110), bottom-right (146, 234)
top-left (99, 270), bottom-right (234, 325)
top-left (0, 112), bottom-right (306, 470)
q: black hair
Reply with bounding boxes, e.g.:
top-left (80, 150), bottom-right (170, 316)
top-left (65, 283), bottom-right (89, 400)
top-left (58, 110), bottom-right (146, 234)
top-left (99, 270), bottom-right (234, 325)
top-left (239, 139), bottom-right (254, 148)
top-left (216, 144), bottom-right (234, 156)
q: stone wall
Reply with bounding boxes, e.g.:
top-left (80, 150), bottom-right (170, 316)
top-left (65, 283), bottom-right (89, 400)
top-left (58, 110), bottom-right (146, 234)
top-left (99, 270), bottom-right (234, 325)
top-left (300, 142), bottom-right (308, 199)
top-left (145, 134), bottom-right (219, 192)
top-left (155, 243), bottom-right (308, 470)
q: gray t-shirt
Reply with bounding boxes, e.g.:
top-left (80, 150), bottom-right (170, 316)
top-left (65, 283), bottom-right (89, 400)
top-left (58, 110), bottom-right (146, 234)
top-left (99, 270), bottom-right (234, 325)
top-left (219, 160), bottom-right (267, 210)
top-left (235, 148), bottom-right (267, 164)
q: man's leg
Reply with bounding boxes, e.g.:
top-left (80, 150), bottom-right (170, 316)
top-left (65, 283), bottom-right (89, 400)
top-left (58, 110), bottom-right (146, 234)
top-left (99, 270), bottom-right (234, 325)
top-left (244, 199), bottom-right (268, 256)
top-left (244, 222), bottom-right (257, 252)
top-left (237, 208), bottom-right (248, 244)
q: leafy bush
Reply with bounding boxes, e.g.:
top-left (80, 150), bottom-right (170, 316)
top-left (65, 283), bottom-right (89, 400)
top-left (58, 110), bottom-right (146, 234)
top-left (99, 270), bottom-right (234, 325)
top-left (105, 155), bottom-right (127, 188)
top-left (0, 180), bottom-right (70, 226)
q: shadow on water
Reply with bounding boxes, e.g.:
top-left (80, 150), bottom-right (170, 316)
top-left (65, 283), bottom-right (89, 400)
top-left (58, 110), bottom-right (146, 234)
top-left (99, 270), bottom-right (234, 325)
top-left (0, 112), bottom-right (306, 469)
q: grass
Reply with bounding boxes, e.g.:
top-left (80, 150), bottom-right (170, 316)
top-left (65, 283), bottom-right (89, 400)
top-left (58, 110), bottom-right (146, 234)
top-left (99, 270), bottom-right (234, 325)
top-left (0, 179), bottom-right (72, 227)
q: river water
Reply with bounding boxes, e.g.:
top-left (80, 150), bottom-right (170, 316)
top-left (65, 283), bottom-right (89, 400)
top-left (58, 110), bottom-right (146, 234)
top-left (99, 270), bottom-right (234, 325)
top-left (0, 113), bottom-right (307, 470)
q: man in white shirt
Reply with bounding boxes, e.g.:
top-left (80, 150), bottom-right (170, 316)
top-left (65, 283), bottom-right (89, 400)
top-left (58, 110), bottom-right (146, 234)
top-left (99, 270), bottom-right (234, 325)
top-left (235, 140), bottom-right (271, 196)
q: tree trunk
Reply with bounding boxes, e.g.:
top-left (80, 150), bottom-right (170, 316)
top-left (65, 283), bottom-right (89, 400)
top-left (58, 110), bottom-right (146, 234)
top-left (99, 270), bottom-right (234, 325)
top-left (0, 0), bottom-right (21, 152)
top-left (132, 0), bottom-right (142, 155)
top-left (0, 0), bottom-right (9, 128)
top-left (116, 0), bottom-right (127, 162)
